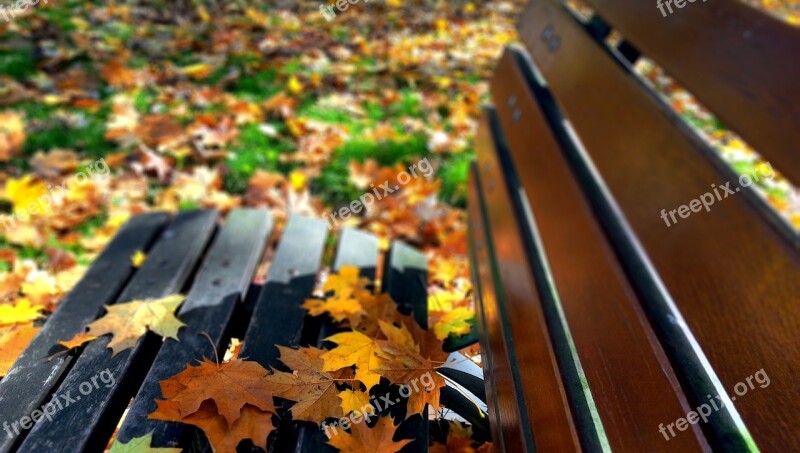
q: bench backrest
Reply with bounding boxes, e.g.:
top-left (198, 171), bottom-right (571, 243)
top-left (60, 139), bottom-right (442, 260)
top-left (471, 0), bottom-right (799, 451)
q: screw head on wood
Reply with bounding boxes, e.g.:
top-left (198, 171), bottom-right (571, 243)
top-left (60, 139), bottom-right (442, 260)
top-left (549, 37), bottom-right (561, 52)
top-left (507, 96), bottom-right (517, 107)
top-left (542, 24), bottom-right (554, 41)
top-left (512, 109), bottom-right (521, 122)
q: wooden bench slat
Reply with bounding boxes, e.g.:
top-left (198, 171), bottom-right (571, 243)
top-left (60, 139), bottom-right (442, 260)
top-left (488, 48), bottom-right (710, 452)
top-left (113, 209), bottom-right (274, 448)
top-left (0, 212), bottom-right (169, 453)
top-left (560, 0), bottom-right (800, 184)
top-left (240, 215), bottom-right (329, 366)
top-left (466, 169), bottom-right (510, 451)
top-left (517, 0), bottom-right (800, 449)
top-left (380, 241), bottom-right (430, 452)
top-left (382, 242), bottom-right (429, 330)
top-left (474, 108), bottom-right (584, 452)
top-left (18, 210), bottom-right (218, 453)
top-left (290, 227), bottom-right (382, 452)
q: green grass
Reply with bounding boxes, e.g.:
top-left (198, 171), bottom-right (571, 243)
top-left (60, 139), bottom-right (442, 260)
top-left (223, 124), bottom-right (293, 193)
top-left (0, 50), bottom-right (36, 79)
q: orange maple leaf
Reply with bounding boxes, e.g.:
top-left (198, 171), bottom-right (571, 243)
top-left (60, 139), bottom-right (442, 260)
top-left (326, 417), bottom-right (412, 453)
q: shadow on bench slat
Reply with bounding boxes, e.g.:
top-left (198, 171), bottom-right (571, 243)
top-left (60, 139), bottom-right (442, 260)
top-left (18, 210), bottom-right (218, 453)
top-left (0, 212), bottom-right (168, 453)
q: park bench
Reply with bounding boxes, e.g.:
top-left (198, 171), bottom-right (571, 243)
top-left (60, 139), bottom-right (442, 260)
top-left (469, 0), bottom-right (799, 451)
top-left (0, 209), bottom-right (488, 452)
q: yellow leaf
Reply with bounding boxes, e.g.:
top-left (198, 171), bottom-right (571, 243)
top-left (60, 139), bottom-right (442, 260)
top-left (3, 175), bottom-right (49, 213)
top-left (338, 389), bottom-right (373, 415)
top-left (63, 294), bottom-right (186, 355)
top-left (287, 75), bottom-right (303, 95)
top-left (289, 170), bottom-right (307, 191)
top-left (378, 320), bottom-right (418, 353)
top-left (131, 250), bottom-right (147, 268)
top-left (433, 307), bottom-right (474, 340)
top-left (321, 331), bottom-right (383, 390)
top-left (0, 324), bottom-right (39, 377)
top-left (0, 299), bottom-right (44, 327)
top-left (109, 432), bottom-right (182, 453)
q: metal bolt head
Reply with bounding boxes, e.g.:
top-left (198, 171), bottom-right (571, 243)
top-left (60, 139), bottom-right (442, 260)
top-left (512, 109), bottom-right (521, 122)
top-left (507, 96), bottom-right (517, 107)
top-left (542, 25), bottom-right (554, 41)
top-left (549, 37), bottom-right (561, 52)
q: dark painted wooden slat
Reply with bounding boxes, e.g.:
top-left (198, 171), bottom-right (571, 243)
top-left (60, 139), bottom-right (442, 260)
top-left (113, 209), bottom-right (273, 448)
top-left (0, 212), bottom-right (168, 453)
top-left (332, 228), bottom-right (380, 279)
top-left (234, 216), bottom-right (329, 453)
top-left (382, 241), bottom-right (428, 330)
top-left (381, 241), bottom-right (430, 453)
top-left (437, 368), bottom-right (485, 403)
top-left (18, 210), bottom-right (218, 453)
top-left (291, 227), bottom-right (382, 452)
top-left (240, 215), bottom-right (328, 366)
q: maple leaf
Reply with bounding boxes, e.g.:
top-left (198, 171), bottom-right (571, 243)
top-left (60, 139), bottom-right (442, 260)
top-left (151, 399), bottom-right (273, 452)
top-left (262, 346), bottom-right (344, 424)
top-left (108, 432), bottom-right (181, 453)
top-left (3, 174), bottom-right (48, 213)
top-left (338, 389), bottom-right (373, 415)
top-left (322, 331), bottom-right (383, 391)
top-left (326, 417), bottom-right (412, 453)
top-left (432, 307), bottom-right (474, 340)
top-left (58, 332), bottom-right (97, 351)
top-left (0, 324), bottom-right (39, 377)
top-left (156, 358), bottom-right (275, 425)
top-left (63, 294), bottom-right (186, 356)
top-left (0, 299), bottom-right (44, 327)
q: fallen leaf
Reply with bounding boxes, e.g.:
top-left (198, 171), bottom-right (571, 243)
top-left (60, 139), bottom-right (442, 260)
top-left (326, 417), bottom-right (412, 453)
top-left (108, 431), bottom-right (182, 453)
top-left (262, 346), bottom-right (345, 423)
top-left (156, 358), bottom-right (274, 425)
top-left (432, 307), bottom-right (474, 340)
top-left (131, 250), bottom-right (147, 267)
top-left (321, 331), bottom-right (383, 391)
top-left (0, 324), bottom-right (39, 377)
top-left (0, 299), bottom-right (44, 327)
top-left (62, 294), bottom-right (186, 355)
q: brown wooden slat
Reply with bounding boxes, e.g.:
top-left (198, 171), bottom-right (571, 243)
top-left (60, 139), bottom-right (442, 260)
top-left (489, 49), bottom-right (709, 452)
top-left (517, 0), bottom-right (800, 449)
top-left (473, 111), bottom-right (580, 452)
top-left (467, 164), bottom-right (514, 452)
top-left (527, 0), bottom-right (800, 183)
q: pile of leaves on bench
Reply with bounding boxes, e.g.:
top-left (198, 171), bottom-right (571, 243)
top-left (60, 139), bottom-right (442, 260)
top-left (59, 265), bottom-right (490, 452)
